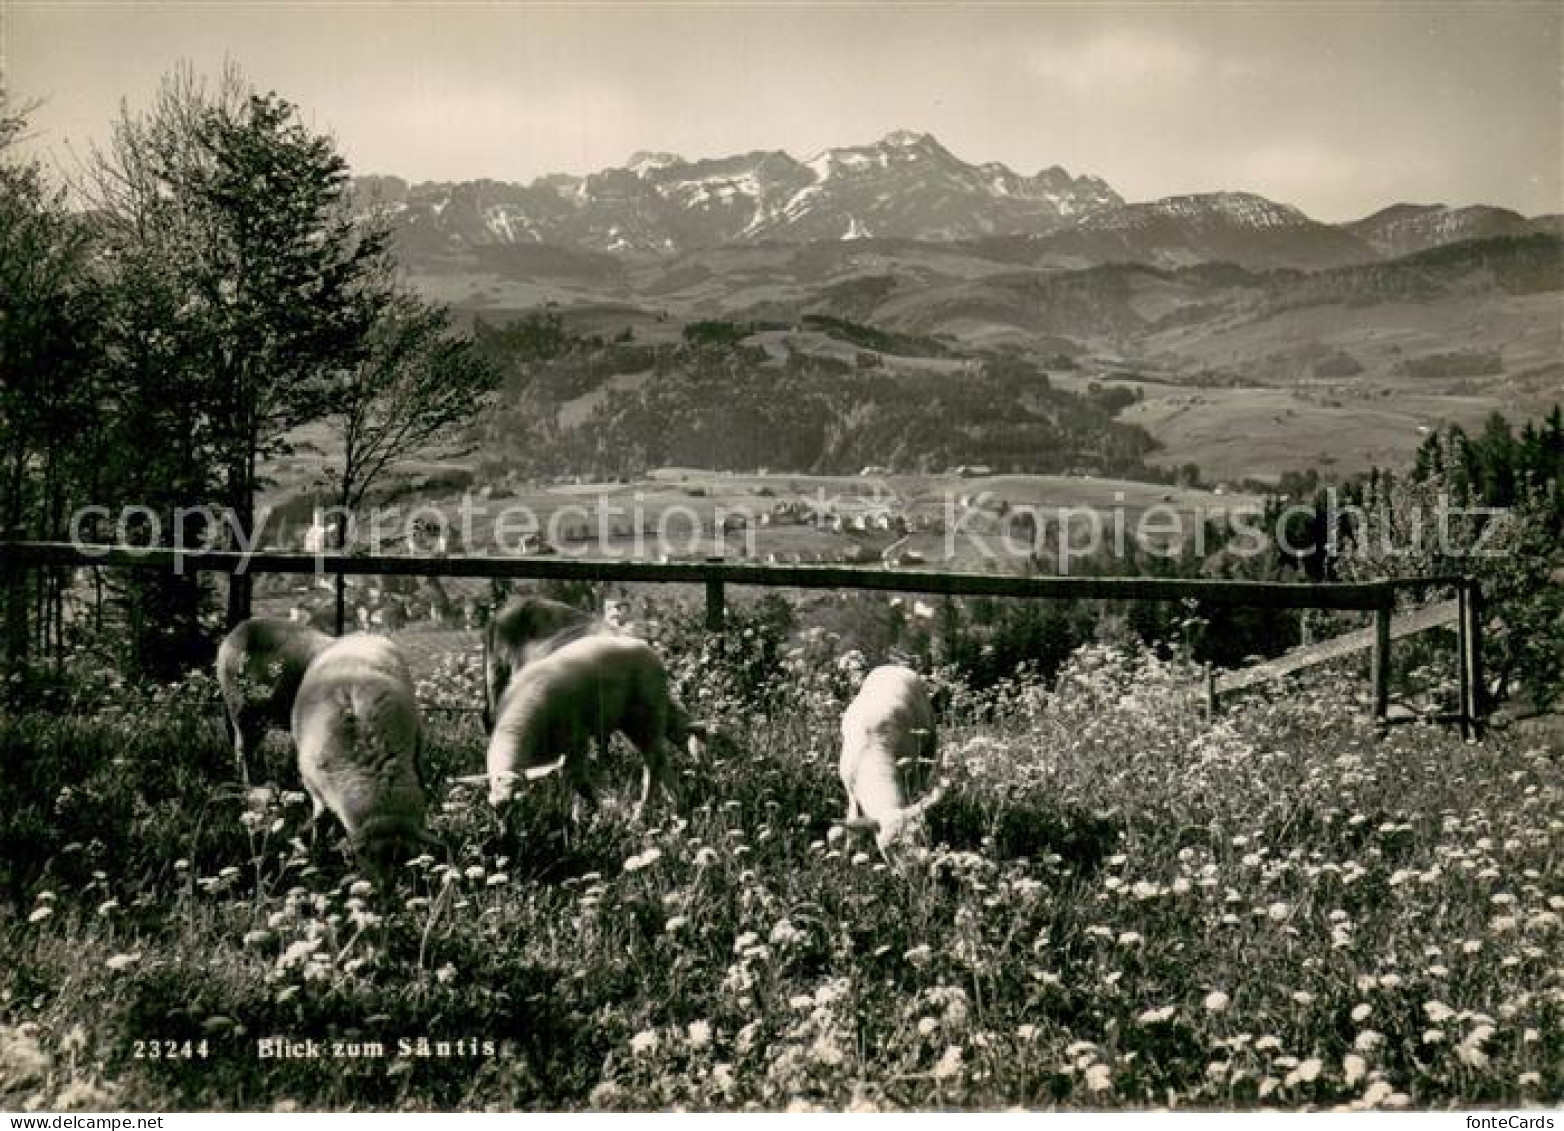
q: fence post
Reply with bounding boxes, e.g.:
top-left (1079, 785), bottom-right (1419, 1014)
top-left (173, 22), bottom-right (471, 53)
top-left (1456, 580), bottom-right (1471, 740)
top-left (1203, 662), bottom-right (1218, 718)
top-left (1463, 579), bottom-right (1486, 739)
top-left (2, 527), bottom-right (27, 672)
top-left (705, 572), bottom-right (725, 633)
top-left (1371, 603), bottom-right (1392, 726)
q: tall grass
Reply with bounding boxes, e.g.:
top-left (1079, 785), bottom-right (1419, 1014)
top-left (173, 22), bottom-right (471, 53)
top-left (0, 642), bottom-right (1559, 1111)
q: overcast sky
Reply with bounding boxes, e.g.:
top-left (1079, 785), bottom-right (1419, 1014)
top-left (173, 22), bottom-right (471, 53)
top-left (5, 2), bottom-right (1561, 221)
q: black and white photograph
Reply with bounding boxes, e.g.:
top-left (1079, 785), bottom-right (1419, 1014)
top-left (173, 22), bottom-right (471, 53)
top-left (1, 0), bottom-right (1561, 1115)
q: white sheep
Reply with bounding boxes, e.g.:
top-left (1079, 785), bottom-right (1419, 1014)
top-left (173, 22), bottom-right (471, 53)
top-left (291, 633), bottom-right (429, 879)
top-left (838, 664), bottom-right (945, 853)
top-left (216, 617), bottom-right (333, 781)
top-left (481, 595), bottom-right (601, 730)
top-left (471, 633), bottom-right (693, 819)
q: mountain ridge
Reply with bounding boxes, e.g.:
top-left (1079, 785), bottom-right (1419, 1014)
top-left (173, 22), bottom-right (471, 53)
top-left (356, 131), bottom-right (1561, 271)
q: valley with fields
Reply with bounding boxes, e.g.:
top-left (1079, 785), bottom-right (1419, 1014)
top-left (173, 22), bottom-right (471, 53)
top-left (3, 20), bottom-right (1562, 1113)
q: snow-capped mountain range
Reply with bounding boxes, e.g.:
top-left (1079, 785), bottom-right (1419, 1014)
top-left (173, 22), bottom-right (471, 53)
top-left (355, 130), bottom-right (1557, 270)
top-left (358, 130), bottom-right (1119, 256)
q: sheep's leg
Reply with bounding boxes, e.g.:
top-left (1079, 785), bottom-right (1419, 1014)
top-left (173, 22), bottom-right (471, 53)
top-left (566, 756), bottom-right (599, 826)
top-left (225, 707), bottom-right (255, 784)
top-left (301, 787), bottom-right (330, 860)
top-left (844, 789), bottom-right (862, 821)
top-left (634, 740), bottom-right (675, 820)
top-left (243, 718), bottom-right (273, 784)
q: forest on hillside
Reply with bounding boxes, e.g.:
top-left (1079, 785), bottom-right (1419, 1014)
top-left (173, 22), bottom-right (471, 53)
top-left (469, 315), bottom-right (1160, 479)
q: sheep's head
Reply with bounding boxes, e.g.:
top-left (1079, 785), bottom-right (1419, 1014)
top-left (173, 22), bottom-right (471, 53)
top-left (843, 781), bottom-right (948, 856)
top-left (476, 756), bottom-right (569, 810)
top-left (351, 814), bottom-right (431, 889)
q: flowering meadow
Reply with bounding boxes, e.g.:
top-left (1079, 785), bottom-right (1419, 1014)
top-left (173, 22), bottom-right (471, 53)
top-left (0, 616), bottom-right (1560, 1111)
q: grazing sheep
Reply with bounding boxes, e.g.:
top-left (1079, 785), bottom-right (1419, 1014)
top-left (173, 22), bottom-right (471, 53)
top-left (475, 633), bottom-right (691, 818)
top-left (481, 595), bottom-right (601, 730)
top-left (216, 617), bottom-right (333, 781)
top-left (838, 664), bottom-right (944, 853)
top-left (291, 633), bottom-right (428, 879)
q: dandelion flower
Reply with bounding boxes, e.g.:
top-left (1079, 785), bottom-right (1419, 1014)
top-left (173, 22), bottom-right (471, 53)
top-left (1017, 1024), bottom-right (1038, 1041)
top-left (1266, 901), bottom-right (1292, 922)
top-left (687, 1020), bottom-right (712, 1049)
top-left (1137, 1006), bottom-right (1176, 1025)
top-left (932, 1045), bottom-right (963, 1080)
top-left (1084, 1063), bottom-right (1113, 1093)
top-left (1354, 1029), bottom-right (1383, 1052)
top-left (1423, 1000), bottom-right (1456, 1023)
top-left (1361, 1079), bottom-right (1394, 1108)
top-left (1457, 1025), bottom-right (1495, 1068)
top-left (105, 952), bottom-right (141, 972)
top-left (1204, 991), bottom-right (1230, 1014)
top-left (623, 847), bottom-right (663, 873)
top-left (665, 915), bottom-right (689, 934)
top-left (1343, 1054), bottom-right (1366, 1086)
top-left (1292, 991), bottom-right (1316, 1006)
top-left (1350, 1003), bottom-right (1372, 1023)
top-left (917, 1017), bottom-right (939, 1037)
top-left (1284, 1057), bottom-right (1322, 1087)
top-left (629, 1029), bottom-right (659, 1056)
top-left (769, 919), bottom-right (805, 946)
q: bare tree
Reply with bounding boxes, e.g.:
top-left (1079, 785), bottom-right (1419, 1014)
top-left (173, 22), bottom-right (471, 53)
top-left (318, 289), bottom-right (497, 629)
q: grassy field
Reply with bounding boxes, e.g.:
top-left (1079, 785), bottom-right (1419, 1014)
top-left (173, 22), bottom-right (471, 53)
top-left (1114, 385), bottom-right (1505, 485)
top-left (1, 626), bottom-right (1559, 1112)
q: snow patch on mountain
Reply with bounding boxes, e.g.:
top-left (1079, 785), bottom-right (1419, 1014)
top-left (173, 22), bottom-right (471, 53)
top-left (627, 151), bottom-right (684, 177)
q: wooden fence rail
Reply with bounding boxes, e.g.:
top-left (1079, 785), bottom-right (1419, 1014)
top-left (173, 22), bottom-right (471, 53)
top-left (0, 539), bottom-right (1481, 733)
top-left (1206, 595), bottom-right (1482, 738)
top-left (1215, 599), bottom-right (1461, 695)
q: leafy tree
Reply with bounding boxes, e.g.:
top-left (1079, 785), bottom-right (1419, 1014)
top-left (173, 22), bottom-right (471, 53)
top-left (0, 95), bottom-right (109, 669)
top-left (1338, 417), bottom-right (1563, 711)
top-left (88, 64), bottom-right (392, 626)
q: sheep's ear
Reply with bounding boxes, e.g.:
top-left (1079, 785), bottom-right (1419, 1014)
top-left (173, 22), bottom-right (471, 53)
top-left (521, 755), bottom-right (568, 782)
